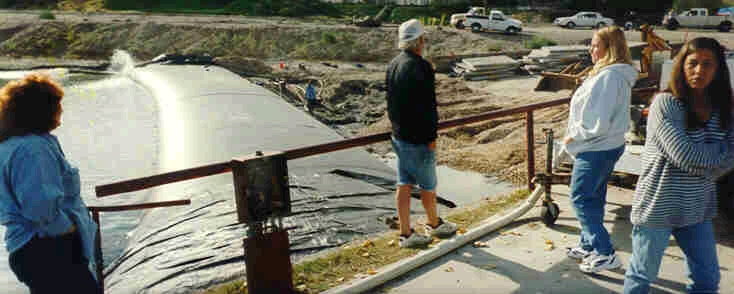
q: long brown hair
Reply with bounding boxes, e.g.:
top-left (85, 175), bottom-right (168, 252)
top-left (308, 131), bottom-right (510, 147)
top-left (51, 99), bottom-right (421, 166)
top-left (0, 73), bottom-right (64, 141)
top-left (666, 37), bottom-right (732, 130)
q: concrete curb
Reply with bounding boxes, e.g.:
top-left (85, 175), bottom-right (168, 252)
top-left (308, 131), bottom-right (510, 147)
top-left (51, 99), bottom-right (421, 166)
top-left (323, 186), bottom-right (544, 294)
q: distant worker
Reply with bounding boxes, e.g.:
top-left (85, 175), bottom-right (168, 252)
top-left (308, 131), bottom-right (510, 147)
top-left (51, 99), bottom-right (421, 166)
top-left (386, 19), bottom-right (457, 249)
top-left (563, 26), bottom-right (638, 273)
top-left (0, 73), bottom-right (101, 293)
top-left (304, 80), bottom-right (318, 112)
top-left (624, 37), bottom-right (734, 294)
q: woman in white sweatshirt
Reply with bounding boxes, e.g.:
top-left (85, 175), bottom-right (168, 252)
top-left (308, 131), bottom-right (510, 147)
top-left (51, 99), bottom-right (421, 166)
top-left (563, 26), bottom-right (639, 273)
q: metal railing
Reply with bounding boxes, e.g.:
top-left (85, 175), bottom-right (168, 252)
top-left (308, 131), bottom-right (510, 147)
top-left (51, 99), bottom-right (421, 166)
top-left (89, 96), bottom-right (572, 291)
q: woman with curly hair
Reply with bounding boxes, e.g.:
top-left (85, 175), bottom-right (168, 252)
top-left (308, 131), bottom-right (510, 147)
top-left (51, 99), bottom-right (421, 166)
top-left (0, 73), bottom-right (101, 293)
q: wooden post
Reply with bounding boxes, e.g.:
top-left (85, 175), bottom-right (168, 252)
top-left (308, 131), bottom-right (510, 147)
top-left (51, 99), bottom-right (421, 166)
top-left (91, 210), bottom-right (104, 293)
top-left (526, 111), bottom-right (535, 191)
top-left (231, 152), bottom-right (293, 294)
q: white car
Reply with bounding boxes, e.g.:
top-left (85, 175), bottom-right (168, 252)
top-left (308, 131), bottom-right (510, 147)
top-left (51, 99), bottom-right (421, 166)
top-left (553, 12), bottom-right (614, 29)
top-left (465, 10), bottom-right (523, 34)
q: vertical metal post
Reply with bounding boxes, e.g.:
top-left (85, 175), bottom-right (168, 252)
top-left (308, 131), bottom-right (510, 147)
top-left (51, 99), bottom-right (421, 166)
top-left (526, 111), bottom-right (535, 191)
top-left (232, 153), bottom-right (293, 294)
top-left (91, 210), bottom-right (104, 293)
top-left (544, 128), bottom-right (554, 202)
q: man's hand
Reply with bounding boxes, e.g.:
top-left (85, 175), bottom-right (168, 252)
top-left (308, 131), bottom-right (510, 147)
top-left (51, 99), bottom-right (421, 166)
top-left (428, 140), bottom-right (437, 151)
top-left (563, 137), bottom-right (574, 145)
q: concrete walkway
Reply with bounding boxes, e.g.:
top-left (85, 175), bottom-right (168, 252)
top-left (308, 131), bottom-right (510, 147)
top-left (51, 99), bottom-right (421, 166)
top-left (377, 184), bottom-right (734, 294)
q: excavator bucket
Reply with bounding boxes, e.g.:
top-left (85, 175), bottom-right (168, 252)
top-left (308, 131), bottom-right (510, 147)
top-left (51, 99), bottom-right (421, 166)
top-left (534, 62), bottom-right (589, 92)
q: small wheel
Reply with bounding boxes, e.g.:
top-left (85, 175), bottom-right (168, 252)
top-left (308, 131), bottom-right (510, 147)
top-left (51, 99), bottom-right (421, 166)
top-left (566, 22), bottom-right (576, 29)
top-left (471, 23), bottom-right (481, 32)
top-left (456, 21), bottom-right (465, 30)
top-left (541, 202), bottom-right (560, 226)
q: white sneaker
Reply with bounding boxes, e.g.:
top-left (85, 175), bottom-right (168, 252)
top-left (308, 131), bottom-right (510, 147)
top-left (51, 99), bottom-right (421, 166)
top-left (424, 218), bottom-right (458, 238)
top-left (579, 253), bottom-right (622, 273)
top-left (566, 246), bottom-right (591, 260)
top-left (399, 230), bottom-right (432, 248)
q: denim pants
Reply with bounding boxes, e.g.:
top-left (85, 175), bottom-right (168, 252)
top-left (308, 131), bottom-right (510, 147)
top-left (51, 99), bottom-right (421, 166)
top-left (569, 145), bottom-right (624, 256)
top-left (624, 221), bottom-right (720, 294)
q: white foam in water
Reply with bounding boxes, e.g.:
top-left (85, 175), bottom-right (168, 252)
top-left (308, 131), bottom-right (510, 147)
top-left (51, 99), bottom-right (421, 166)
top-left (109, 49), bottom-right (136, 76)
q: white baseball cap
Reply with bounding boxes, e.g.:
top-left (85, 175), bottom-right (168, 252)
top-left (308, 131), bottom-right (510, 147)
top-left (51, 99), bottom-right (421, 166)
top-left (398, 19), bottom-right (425, 46)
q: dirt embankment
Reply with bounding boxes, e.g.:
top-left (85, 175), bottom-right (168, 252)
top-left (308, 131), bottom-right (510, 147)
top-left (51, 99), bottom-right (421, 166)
top-left (0, 16), bottom-right (571, 186)
top-left (0, 20), bottom-right (522, 62)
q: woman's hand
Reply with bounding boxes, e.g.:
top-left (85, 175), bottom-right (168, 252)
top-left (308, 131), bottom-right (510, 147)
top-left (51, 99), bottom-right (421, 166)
top-left (563, 137), bottom-right (574, 145)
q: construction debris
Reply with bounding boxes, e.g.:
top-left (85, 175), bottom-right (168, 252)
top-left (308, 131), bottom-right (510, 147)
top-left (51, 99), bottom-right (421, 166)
top-left (453, 55), bottom-right (521, 81)
top-left (522, 45), bottom-right (591, 74)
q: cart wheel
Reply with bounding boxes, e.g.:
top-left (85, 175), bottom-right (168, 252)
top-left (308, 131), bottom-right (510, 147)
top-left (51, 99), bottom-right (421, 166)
top-left (541, 202), bottom-right (560, 227)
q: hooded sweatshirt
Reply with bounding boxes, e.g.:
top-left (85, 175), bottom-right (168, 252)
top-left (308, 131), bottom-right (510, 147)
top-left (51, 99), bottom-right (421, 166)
top-left (565, 63), bottom-right (639, 155)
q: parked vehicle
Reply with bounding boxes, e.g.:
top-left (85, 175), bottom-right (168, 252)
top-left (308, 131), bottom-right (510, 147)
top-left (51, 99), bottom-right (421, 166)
top-left (663, 8), bottom-right (734, 32)
top-left (450, 7), bottom-right (485, 29)
top-left (465, 10), bottom-right (523, 34)
top-left (553, 11), bottom-right (614, 29)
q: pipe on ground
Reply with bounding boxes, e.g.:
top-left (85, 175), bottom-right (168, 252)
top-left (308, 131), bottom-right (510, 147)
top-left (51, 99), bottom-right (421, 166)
top-left (323, 186), bottom-right (545, 294)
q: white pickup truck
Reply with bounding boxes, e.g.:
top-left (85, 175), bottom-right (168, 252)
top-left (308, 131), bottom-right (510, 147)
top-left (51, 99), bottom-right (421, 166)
top-left (663, 8), bottom-right (734, 32)
top-left (465, 10), bottom-right (523, 34)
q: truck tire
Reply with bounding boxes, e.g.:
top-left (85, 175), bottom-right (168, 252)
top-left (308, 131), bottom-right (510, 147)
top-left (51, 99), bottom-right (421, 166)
top-left (719, 22), bottom-right (732, 32)
top-left (666, 20), bottom-right (679, 30)
top-left (471, 23), bottom-right (482, 33)
top-left (505, 26), bottom-right (520, 34)
top-left (565, 22), bottom-right (576, 29)
top-left (455, 21), bottom-right (465, 30)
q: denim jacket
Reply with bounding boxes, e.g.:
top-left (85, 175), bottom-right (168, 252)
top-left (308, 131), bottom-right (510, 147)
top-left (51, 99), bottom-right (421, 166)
top-left (0, 133), bottom-right (97, 272)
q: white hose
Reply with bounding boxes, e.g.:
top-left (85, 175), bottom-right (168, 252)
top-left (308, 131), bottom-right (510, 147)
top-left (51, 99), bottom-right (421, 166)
top-left (323, 186), bottom-right (545, 294)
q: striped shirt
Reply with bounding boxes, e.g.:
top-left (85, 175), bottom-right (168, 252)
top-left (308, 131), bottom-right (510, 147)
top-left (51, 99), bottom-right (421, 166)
top-left (631, 93), bottom-right (734, 228)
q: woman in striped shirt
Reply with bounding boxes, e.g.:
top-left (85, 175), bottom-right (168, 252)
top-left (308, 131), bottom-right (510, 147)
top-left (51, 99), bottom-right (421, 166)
top-left (624, 37), bottom-right (733, 293)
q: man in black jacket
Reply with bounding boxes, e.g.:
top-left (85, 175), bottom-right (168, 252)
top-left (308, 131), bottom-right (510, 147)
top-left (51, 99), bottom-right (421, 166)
top-left (386, 19), bottom-right (457, 249)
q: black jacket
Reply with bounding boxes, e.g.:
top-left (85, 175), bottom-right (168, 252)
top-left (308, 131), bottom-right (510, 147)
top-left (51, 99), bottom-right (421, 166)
top-left (385, 50), bottom-right (438, 144)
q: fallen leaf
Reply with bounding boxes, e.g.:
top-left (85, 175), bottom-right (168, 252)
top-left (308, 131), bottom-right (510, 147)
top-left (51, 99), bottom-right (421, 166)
top-left (528, 223), bottom-right (539, 229)
top-left (484, 264), bottom-right (497, 270)
top-left (511, 232), bottom-right (523, 236)
top-left (445, 266), bottom-right (455, 272)
top-left (297, 284), bottom-right (307, 291)
top-left (472, 241), bottom-right (488, 248)
top-left (362, 240), bottom-right (374, 248)
top-left (545, 244), bottom-right (554, 251)
top-left (367, 269), bottom-right (378, 275)
top-left (545, 239), bottom-right (554, 245)
top-left (362, 252), bottom-right (370, 258)
top-left (457, 228), bottom-right (467, 235)
top-left (336, 277), bottom-right (345, 283)
top-left (388, 240), bottom-right (396, 246)
top-left (462, 252), bottom-right (473, 258)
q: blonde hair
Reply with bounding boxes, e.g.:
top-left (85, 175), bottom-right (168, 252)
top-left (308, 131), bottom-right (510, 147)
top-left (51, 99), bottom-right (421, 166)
top-left (588, 26), bottom-right (633, 76)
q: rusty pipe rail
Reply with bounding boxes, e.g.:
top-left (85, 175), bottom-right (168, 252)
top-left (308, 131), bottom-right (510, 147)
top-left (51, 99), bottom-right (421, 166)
top-left (95, 97), bottom-right (571, 198)
top-left (89, 96), bottom-right (572, 292)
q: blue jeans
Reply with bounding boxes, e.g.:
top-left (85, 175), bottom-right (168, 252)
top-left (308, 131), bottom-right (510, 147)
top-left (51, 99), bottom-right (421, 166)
top-left (391, 137), bottom-right (437, 191)
top-left (569, 145), bottom-right (624, 256)
top-left (624, 221), bottom-right (720, 294)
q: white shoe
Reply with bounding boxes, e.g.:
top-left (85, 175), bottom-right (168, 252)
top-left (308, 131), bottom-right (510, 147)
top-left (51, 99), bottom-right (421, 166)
top-left (424, 218), bottom-right (458, 238)
top-left (566, 246), bottom-right (591, 260)
top-left (399, 230), bottom-right (432, 248)
top-left (579, 253), bottom-right (622, 273)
